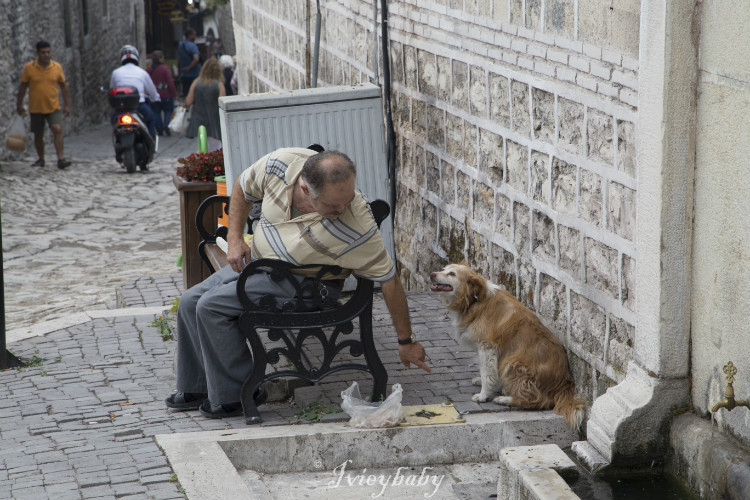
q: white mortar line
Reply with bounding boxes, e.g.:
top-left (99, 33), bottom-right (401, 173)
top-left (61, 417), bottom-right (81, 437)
top-left (6, 306), bottom-right (168, 345)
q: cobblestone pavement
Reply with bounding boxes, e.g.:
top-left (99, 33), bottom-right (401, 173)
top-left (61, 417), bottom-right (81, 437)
top-left (0, 126), bottom-right (214, 331)
top-left (0, 126), bottom-right (507, 499)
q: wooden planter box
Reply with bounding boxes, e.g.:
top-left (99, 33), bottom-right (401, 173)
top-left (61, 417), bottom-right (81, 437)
top-left (173, 175), bottom-right (221, 289)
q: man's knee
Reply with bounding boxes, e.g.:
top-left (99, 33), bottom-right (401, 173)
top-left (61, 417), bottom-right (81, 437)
top-left (50, 124), bottom-right (63, 135)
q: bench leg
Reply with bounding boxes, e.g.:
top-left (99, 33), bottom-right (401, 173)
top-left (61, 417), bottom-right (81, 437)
top-left (239, 323), bottom-right (270, 424)
top-left (360, 306), bottom-right (388, 402)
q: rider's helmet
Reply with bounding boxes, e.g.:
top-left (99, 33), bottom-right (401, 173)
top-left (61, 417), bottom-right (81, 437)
top-left (120, 45), bottom-right (140, 65)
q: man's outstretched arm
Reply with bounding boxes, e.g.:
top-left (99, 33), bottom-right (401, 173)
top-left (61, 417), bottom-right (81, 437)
top-left (380, 276), bottom-right (431, 373)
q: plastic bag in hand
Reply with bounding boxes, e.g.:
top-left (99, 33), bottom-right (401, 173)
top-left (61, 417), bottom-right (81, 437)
top-left (340, 382), bottom-right (403, 428)
top-left (6, 115), bottom-right (26, 152)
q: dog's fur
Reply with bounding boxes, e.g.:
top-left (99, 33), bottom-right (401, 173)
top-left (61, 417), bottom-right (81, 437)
top-left (430, 263), bottom-right (585, 430)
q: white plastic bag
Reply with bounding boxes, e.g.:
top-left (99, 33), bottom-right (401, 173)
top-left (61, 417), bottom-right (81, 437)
top-left (6, 115), bottom-right (26, 152)
top-left (168, 106), bottom-right (190, 134)
top-left (340, 382), bottom-right (403, 428)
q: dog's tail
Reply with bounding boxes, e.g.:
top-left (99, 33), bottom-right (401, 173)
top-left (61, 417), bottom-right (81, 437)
top-left (553, 384), bottom-right (585, 431)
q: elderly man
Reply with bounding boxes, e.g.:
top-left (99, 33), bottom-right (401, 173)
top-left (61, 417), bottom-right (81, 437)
top-left (166, 147), bottom-right (430, 418)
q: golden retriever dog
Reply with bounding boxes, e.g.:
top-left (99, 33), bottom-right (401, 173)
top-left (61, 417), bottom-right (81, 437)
top-left (430, 263), bottom-right (584, 430)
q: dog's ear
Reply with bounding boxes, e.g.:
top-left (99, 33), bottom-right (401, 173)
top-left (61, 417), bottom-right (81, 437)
top-left (451, 274), bottom-right (487, 313)
top-left (468, 275), bottom-right (487, 303)
top-left (459, 259), bottom-right (468, 266)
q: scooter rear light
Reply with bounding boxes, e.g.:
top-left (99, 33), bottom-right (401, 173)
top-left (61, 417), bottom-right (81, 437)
top-left (120, 114), bottom-right (134, 125)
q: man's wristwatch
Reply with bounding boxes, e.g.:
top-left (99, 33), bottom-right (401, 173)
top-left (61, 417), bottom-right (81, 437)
top-left (398, 332), bottom-right (417, 345)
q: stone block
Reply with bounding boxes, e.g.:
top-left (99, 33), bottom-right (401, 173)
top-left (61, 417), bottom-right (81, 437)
top-left (569, 291), bottom-right (606, 360)
top-left (404, 45), bottom-right (418, 89)
top-left (545, 0), bottom-right (575, 36)
top-left (424, 202), bottom-right (438, 246)
top-left (607, 315), bottom-right (634, 374)
top-left (584, 237), bottom-right (618, 298)
top-left (590, 60), bottom-right (612, 80)
top-left (530, 150), bottom-right (550, 204)
top-left (526, 0), bottom-right (542, 30)
top-left (473, 181), bottom-right (495, 227)
top-left (467, 228), bottom-right (492, 277)
top-left (538, 273), bottom-right (567, 338)
top-left (532, 88), bottom-right (554, 144)
top-left (511, 80), bottom-right (531, 138)
top-left (494, 0), bottom-right (510, 24)
top-left (558, 224), bottom-right (581, 280)
top-left (470, 66), bottom-right (487, 117)
top-left (578, 169), bottom-right (602, 227)
top-left (412, 99), bottom-right (426, 139)
top-left (620, 253), bottom-right (635, 312)
top-left (446, 113), bottom-right (464, 159)
top-left (510, 0), bottom-right (523, 25)
top-left (457, 170), bottom-right (472, 209)
top-left (465, 124), bottom-right (479, 168)
top-left (489, 73), bottom-right (511, 128)
top-left (395, 92), bottom-right (411, 134)
top-left (443, 215), bottom-right (466, 263)
top-left (507, 140), bottom-right (529, 195)
top-left (437, 55), bottom-right (451, 102)
top-left (452, 60), bottom-right (469, 111)
top-left (426, 104), bottom-right (446, 149)
top-left (558, 98), bottom-right (584, 156)
top-left (390, 41), bottom-right (405, 84)
top-left (426, 150), bottom-right (440, 195)
top-left (493, 243), bottom-right (517, 292)
top-left (480, 129), bottom-right (505, 185)
top-left (587, 109), bottom-right (614, 165)
top-left (551, 157), bottom-right (577, 216)
top-left (518, 468), bottom-right (580, 500)
top-left (514, 202), bottom-right (531, 261)
top-left (607, 181), bottom-right (635, 241)
top-left (532, 210), bottom-right (555, 263)
top-left (442, 159), bottom-right (456, 203)
top-left (616, 120), bottom-right (637, 177)
top-left (417, 49), bottom-right (437, 97)
top-left (496, 193), bottom-right (513, 243)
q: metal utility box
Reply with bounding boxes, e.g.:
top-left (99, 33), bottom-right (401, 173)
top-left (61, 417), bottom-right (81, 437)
top-left (218, 83), bottom-right (393, 256)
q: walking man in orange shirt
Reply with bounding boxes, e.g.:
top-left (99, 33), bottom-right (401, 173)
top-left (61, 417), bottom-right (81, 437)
top-left (16, 40), bottom-right (72, 169)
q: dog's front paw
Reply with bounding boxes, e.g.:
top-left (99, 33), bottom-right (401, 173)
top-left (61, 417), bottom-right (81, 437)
top-left (471, 377), bottom-right (482, 387)
top-left (472, 393), bottom-right (491, 403)
top-left (493, 395), bottom-right (513, 406)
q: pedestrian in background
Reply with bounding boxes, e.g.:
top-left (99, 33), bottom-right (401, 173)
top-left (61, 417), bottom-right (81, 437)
top-left (218, 55), bottom-right (235, 96)
top-left (177, 29), bottom-right (202, 98)
top-left (183, 58), bottom-right (225, 141)
top-left (147, 50), bottom-right (177, 136)
top-left (16, 40), bottom-right (72, 169)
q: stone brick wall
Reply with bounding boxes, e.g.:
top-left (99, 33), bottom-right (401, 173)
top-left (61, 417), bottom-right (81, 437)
top-left (232, 0), bottom-right (640, 403)
top-left (0, 0), bottom-right (146, 161)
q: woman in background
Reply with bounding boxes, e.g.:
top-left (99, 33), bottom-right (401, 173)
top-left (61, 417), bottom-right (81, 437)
top-left (146, 50), bottom-right (177, 136)
top-left (183, 58), bottom-right (225, 140)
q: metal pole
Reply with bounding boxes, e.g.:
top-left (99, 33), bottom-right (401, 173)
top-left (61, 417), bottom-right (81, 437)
top-left (0, 198), bottom-right (21, 369)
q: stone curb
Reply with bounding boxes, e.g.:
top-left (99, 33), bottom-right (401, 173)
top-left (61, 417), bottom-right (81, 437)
top-left (6, 306), bottom-right (168, 344)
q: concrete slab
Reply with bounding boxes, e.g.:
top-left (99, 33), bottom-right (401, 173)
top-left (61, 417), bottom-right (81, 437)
top-left (156, 412), bottom-right (578, 499)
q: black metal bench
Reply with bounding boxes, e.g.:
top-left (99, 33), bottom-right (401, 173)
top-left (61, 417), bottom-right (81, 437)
top-left (195, 195), bottom-right (390, 424)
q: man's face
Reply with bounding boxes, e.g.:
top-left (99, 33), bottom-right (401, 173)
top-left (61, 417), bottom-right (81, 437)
top-left (309, 177), bottom-right (356, 220)
top-left (37, 47), bottom-right (51, 64)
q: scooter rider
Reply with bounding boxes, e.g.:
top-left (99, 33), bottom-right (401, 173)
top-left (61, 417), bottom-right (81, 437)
top-left (109, 45), bottom-right (159, 138)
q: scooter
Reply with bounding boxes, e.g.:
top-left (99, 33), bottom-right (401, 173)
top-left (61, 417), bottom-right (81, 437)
top-left (105, 86), bottom-right (156, 173)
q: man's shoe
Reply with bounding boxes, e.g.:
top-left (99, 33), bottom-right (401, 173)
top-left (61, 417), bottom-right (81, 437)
top-left (32, 158), bottom-right (45, 167)
top-left (165, 391), bottom-right (207, 410)
top-left (57, 158), bottom-right (71, 169)
top-left (199, 399), bottom-right (243, 419)
top-left (164, 128), bottom-right (171, 137)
